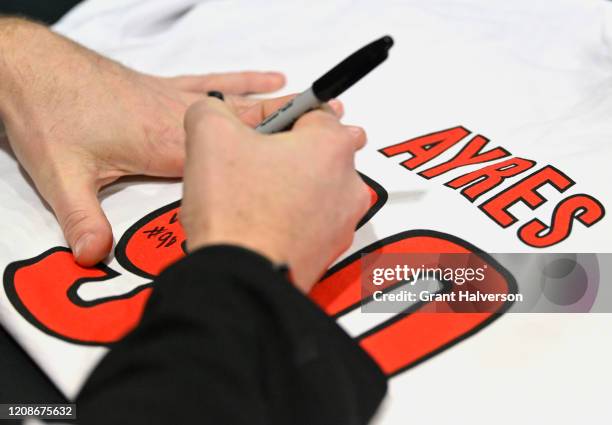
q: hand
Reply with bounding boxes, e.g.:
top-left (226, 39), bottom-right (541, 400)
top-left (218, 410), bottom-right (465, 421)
top-left (181, 97), bottom-right (370, 292)
top-left (0, 18), bottom-right (285, 266)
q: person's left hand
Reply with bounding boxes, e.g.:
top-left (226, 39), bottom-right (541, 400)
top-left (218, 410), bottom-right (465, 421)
top-left (0, 19), bottom-right (285, 266)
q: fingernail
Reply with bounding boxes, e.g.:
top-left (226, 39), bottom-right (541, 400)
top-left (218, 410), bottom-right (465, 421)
top-left (74, 233), bottom-right (92, 258)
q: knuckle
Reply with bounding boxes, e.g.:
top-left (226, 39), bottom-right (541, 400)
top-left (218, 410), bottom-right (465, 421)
top-left (351, 126), bottom-right (367, 139)
top-left (355, 182), bottom-right (372, 213)
top-left (61, 208), bottom-right (90, 240)
top-left (309, 109), bottom-right (331, 121)
top-left (340, 231), bottom-right (355, 253)
top-left (321, 130), bottom-right (352, 157)
top-left (360, 190), bottom-right (371, 213)
top-left (351, 126), bottom-right (367, 143)
top-left (308, 110), bottom-right (338, 129)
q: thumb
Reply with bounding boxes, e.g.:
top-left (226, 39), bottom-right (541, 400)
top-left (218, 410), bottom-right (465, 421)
top-left (184, 97), bottom-right (245, 137)
top-left (47, 178), bottom-right (113, 267)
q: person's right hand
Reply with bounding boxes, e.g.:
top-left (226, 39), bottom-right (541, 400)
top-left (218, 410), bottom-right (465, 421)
top-left (181, 98), bottom-right (370, 293)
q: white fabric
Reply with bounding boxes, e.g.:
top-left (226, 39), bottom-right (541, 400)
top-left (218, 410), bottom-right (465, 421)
top-left (0, 0), bottom-right (611, 423)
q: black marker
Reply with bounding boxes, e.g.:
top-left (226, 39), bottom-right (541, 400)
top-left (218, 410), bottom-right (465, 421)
top-left (255, 35), bottom-right (394, 134)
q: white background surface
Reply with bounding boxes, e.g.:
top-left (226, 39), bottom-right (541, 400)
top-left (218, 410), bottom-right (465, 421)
top-left (1, 0), bottom-right (611, 423)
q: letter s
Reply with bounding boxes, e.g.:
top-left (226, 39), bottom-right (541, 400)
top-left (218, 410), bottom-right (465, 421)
top-left (518, 194), bottom-right (605, 248)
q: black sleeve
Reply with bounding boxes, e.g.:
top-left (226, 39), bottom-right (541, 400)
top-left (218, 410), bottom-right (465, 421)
top-left (76, 245), bottom-right (387, 425)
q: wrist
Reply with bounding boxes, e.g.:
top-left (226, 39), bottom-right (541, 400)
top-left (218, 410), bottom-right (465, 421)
top-left (187, 233), bottom-right (290, 270)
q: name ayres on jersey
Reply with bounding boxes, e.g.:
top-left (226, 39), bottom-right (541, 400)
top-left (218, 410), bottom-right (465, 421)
top-left (380, 126), bottom-right (606, 248)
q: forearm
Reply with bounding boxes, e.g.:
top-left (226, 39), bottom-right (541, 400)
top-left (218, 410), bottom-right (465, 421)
top-left (0, 18), bottom-right (22, 121)
top-left (76, 246), bottom-right (387, 425)
top-left (0, 18), bottom-right (47, 123)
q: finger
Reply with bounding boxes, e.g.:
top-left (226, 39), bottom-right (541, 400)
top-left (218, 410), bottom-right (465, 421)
top-left (178, 91), bottom-right (255, 112)
top-left (46, 177), bottom-right (113, 266)
top-left (179, 91), bottom-right (211, 107)
top-left (238, 96), bottom-right (344, 129)
top-left (292, 109), bottom-right (343, 132)
top-left (322, 99), bottom-right (344, 118)
top-left (223, 95), bottom-right (268, 116)
top-left (237, 94), bottom-right (297, 128)
top-left (180, 92), bottom-right (344, 130)
top-left (170, 71), bottom-right (286, 95)
top-left (345, 125), bottom-right (367, 151)
top-left (179, 93), bottom-right (263, 113)
top-left (181, 93), bottom-right (295, 131)
top-left (293, 110), bottom-right (366, 151)
top-left (230, 96), bottom-right (343, 120)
